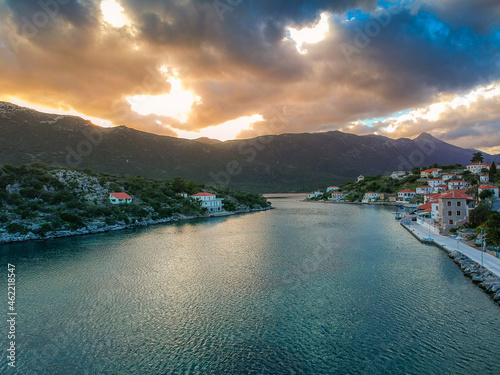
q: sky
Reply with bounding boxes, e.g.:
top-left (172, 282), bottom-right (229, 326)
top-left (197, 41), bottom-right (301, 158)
top-left (0, 0), bottom-right (499, 153)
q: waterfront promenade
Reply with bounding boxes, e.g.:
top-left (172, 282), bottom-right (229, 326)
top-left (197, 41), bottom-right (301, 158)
top-left (402, 221), bottom-right (500, 278)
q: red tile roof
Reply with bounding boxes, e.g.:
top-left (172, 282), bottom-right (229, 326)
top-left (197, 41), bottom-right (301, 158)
top-left (417, 202), bottom-right (432, 212)
top-left (110, 192), bottom-right (132, 199)
top-left (399, 190), bottom-right (415, 193)
top-left (479, 185), bottom-right (498, 190)
top-left (192, 192), bottom-right (215, 197)
top-left (438, 191), bottom-right (474, 200)
top-left (422, 168), bottom-right (442, 172)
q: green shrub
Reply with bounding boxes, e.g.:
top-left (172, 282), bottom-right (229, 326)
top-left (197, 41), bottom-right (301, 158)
top-left (60, 212), bottom-right (83, 226)
top-left (6, 223), bottom-right (28, 235)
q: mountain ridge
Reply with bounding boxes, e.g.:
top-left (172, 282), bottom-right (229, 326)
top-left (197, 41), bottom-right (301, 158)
top-left (1, 101), bottom-right (498, 192)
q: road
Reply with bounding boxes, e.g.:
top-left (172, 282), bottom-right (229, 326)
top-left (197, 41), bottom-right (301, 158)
top-left (402, 221), bottom-right (500, 278)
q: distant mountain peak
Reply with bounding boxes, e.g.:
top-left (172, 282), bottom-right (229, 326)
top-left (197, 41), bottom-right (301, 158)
top-left (415, 132), bottom-right (435, 140)
top-left (194, 137), bottom-right (223, 145)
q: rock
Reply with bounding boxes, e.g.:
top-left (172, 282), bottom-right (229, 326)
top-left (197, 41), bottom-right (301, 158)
top-left (472, 275), bottom-right (484, 283)
top-left (493, 292), bottom-right (500, 302)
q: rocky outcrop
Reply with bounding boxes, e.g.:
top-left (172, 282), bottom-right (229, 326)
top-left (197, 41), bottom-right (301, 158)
top-left (448, 251), bottom-right (500, 306)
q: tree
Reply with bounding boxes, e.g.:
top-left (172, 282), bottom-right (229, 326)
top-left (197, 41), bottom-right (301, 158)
top-left (172, 176), bottom-right (186, 193)
top-left (485, 212), bottom-right (500, 246)
top-left (489, 162), bottom-right (497, 181)
top-left (469, 205), bottom-right (492, 227)
top-left (479, 189), bottom-right (494, 201)
top-left (471, 151), bottom-right (484, 163)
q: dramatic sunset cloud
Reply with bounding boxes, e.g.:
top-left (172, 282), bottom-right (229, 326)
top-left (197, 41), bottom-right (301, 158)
top-left (0, 0), bottom-right (498, 151)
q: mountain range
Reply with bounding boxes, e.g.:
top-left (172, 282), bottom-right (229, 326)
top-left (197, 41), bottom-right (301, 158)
top-left (1, 101), bottom-right (498, 192)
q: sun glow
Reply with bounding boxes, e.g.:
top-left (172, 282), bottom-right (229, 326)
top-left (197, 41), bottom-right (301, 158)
top-left (100, 0), bottom-right (129, 28)
top-left (127, 76), bottom-right (201, 123)
top-left (7, 98), bottom-right (113, 127)
top-left (286, 12), bottom-right (330, 54)
top-left (175, 115), bottom-right (264, 141)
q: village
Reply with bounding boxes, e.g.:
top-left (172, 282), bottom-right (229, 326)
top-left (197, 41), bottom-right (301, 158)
top-left (307, 159), bottom-right (500, 238)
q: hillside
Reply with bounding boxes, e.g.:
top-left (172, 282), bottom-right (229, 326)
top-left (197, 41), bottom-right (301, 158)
top-left (0, 163), bottom-right (270, 243)
top-left (1, 101), bottom-right (498, 192)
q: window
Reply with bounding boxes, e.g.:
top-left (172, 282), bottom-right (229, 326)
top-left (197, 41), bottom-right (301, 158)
top-left (447, 201), bottom-right (452, 206)
top-left (448, 211), bottom-right (452, 216)
top-left (457, 211), bottom-right (461, 216)
top-left (457, 201), bottom-right (461, 207)
top-left (449, 220), bottom-right (454, 225)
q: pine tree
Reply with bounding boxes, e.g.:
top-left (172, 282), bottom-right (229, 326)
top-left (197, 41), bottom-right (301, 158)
top-left (490, 161), bottom-right (497, 182)
top-left (471, 151), bottom-right (484, 163)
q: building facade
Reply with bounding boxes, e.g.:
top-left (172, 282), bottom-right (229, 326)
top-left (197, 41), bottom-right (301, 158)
top-left (109, 192), bottom-right (133, 204)
top-left (191, 193), bottom-right (224, 213)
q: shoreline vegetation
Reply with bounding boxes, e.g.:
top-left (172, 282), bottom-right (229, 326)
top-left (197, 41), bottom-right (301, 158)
top-left (0, 163), bottom-right (272, 245)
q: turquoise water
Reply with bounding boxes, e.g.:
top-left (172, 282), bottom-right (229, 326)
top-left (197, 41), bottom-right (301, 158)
top-left (1, 194), bottom-right (499, 374)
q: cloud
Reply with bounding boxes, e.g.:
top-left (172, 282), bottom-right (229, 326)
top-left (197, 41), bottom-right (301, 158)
top-left (0, 0), bottom-right (499, 152)
top-left (372, 81), bottom-right (500, 153)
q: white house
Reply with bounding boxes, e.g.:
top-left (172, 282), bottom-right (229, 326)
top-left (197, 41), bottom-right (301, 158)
top-left (433, 184), bottom-right (448, 193)
top-left (416, 186), bottom-right (433, 195)
top-left (357, 175), bottom-right (365, 183)
top-left (362, 191), bottom-right (379, 202)
top-left (442, 174), bottom-right (455, 181)
top-left (421, 168), bottom-right (443, 178)
top-left (330, 191), bottom-right (346, 201)
top-left (326, 186), bottom-right (339, 192)
top-left (308, 191), bottom-right (322, 199)
top-left (428, 179), bottom-right (444, 188)
top-left (110, 192), bottom-right (133, 204)
top-left (398, 190), bottom-right (416, 202)
top-left (448, 180), bottom-right (467, 190)
top-left (467, 163), bottom-right (490, 174)
top-left (391, 171), bottom-right (406, 179)
top-left (479, 184), bottom-right (499, 199)
top-left (480, 175), bottom-right (490, 183)
top-left (191, 192), bottom-right (224, 213)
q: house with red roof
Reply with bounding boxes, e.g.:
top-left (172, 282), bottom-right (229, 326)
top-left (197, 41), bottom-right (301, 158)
top-left (478, 184), bottom-right (499, 199)
top-left (437, 191), bottom-right (475, 233)
top-left (109, 192), bottom-right (133, 204)
top-left (427, 178), bottom-right (444, 188)
top-left (191, 192), bottom-right (224, 213)
top-left (433, 184), bottom-right (448, 193)
top-left (397, 190), bottom-right (416, 202)
top-left (448, 180), bottom-right (467, 190)
top-left (467, 163), bottom-right (491, 174)
top-left (420, 168), bottom-right (442, 178)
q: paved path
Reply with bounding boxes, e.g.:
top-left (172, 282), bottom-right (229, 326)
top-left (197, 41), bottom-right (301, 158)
top-left (402, 222), bottom-right (500, 278)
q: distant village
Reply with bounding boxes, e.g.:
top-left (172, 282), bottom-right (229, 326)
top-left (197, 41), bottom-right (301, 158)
top-left (307, 157), bottom-right (500, 236)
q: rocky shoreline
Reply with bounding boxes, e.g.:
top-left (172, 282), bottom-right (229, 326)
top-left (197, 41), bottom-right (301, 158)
top-left (0, 207), bottom-right (273, 245)
top-left (402, 223), bottom-right (500, 307)
top-left (447, 251), bottom-right (500, 306)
